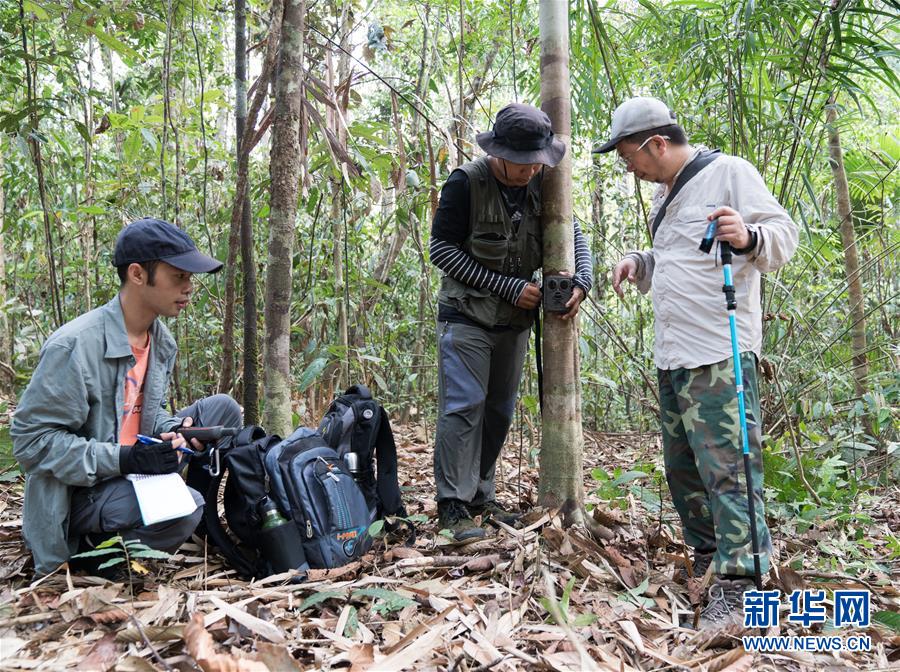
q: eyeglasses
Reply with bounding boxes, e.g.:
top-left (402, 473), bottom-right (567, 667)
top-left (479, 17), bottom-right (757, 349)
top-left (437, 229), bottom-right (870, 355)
top-left (616, 135), bottom-right (669, 168)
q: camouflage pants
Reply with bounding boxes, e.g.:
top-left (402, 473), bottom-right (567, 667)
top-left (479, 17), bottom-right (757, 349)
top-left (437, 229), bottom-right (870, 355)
top-left (658, 353), bottom-right (772, 577)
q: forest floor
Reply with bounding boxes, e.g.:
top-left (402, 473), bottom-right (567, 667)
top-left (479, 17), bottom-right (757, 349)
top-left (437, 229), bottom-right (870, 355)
top-left (0, 422), bottom-right (898, 671)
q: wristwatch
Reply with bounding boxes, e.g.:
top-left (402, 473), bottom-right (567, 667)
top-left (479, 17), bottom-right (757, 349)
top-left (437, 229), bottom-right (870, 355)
top-left (732, 224), bottom-right (758, 255)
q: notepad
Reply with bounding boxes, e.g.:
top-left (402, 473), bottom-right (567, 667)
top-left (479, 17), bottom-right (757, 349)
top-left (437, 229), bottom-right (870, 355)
top-left (126, 473), bottom-right (199, 526)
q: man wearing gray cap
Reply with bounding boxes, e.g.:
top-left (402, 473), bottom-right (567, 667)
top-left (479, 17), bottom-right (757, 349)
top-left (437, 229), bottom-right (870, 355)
top-left (12, 218), bottom-right (242, 577)
top-left (430, 103), bottom-right (593, 540)
top-left (600, 97), bottom-right (797, 629)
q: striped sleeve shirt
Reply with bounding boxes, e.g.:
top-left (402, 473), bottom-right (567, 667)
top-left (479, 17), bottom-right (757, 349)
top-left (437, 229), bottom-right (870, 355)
top-left (430, 170), bottom-right (593, 305)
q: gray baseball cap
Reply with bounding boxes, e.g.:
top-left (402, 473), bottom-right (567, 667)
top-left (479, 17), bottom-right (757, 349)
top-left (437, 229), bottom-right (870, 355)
top-left (593, 97), bottom-right (677, 154)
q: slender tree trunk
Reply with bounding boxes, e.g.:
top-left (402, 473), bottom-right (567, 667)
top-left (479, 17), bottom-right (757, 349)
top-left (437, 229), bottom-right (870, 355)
top-left (237, 0), bottom-right (259, 425)
top-left (0, 136), bottom-right (9, 396)
top-left (410, 4), bottom-right (432, 139)
top-left (826, 98), bottom-right (868, 399)
top-left (82, 36), bottom-right (95, 312)
top-left (161, 0), bottom-right (174, 218)
top-left (221, 0), bottom-right (281, 401)
top-left (219, 0), bottom-right (244, 394)
top-left (102, 46), bottom-right (123, 162)
top-left (262, 0), bottom-right (305, 436)
top-left (538, 0), bottom-right (584, 521)
top-left (331, 181), bottom-right (349, 389)
top-left (350, 91), bottom-right (409, 346)
top-left (455, 0), bottom-right (465, 166)
top-left (326, 16), bottom-right (351, 389)
top-left (590, 153), bottom-right (605, 302)
top-left (19, 2), bottom-right (62, 328)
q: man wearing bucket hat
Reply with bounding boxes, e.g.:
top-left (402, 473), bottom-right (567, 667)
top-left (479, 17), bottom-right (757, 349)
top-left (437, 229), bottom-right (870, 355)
top-left (600, 97), bottom-right (797, 629)
top-left (12, 218), bottom-right (242, 577)
top-left (430, 103), bottom-right (593, 541)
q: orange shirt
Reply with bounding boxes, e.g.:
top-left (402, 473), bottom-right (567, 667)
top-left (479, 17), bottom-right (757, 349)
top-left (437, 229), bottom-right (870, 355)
top-left (120, 335), bottom-right (151, 446)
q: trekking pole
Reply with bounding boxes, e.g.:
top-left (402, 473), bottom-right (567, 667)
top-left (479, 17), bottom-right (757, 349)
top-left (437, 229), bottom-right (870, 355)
top-left (700, 218), bottom-right (764, 590)
top-left (534, 306), bottom-right (543, 414)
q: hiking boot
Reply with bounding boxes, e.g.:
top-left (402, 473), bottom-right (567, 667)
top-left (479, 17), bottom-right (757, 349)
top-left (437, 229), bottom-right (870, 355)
top-left (468, 500), bottom-right (522, 527)
top-left (676, 549), bottom-right (715, 583)
top-left (697, 576), bottom-right (755, 629)
top-left (437, 499), bottom-right (486, 542)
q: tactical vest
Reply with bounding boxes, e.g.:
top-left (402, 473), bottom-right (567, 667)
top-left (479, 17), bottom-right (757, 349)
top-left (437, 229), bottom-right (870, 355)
top-left (438, 158), bottom-right (543, 330)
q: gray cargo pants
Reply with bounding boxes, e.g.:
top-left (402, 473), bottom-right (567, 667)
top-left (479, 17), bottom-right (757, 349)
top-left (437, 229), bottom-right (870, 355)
top-left (434, 321), bottom-right (530, 505)
top-left (69, 394), bottom-right (242, 553)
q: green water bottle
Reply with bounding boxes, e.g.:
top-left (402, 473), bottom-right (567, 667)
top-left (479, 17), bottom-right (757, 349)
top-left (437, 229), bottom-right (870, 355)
top-left (258, 497), bottom-right (308, 575)
top-left (260, 498), bottom-right (290, 529)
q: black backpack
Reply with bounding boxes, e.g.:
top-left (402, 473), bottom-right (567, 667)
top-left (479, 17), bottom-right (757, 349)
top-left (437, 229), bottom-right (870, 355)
top-left (191, 425), bottom-right (374, 580)
top-left (318, 384), bottom-right (407, 520)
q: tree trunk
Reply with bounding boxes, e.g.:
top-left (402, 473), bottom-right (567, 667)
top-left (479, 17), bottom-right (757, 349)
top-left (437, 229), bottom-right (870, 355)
top-left (237, 0), bottom-right (260, 424)
top-left (538, 0), bottom-right (584, 521)
top-left (218, 1), bottom-right (245, 395)
top-left (590, 153), bottom-right (605, 302)
top-left (331, 181), bottom-right (349, 389)
top-left (0, 136), bottom-right (9, 396)
top-left (221, 0), bottom-right (281, 403)
top-left (102, 46), bottom-right (123, 162)
top-left (326, 14), bottom-right (351, 390)
top-left (81, 36), bottom-right (95, 312)
top-left (19, 3), bottom-right (63, 328)
top-left (454, 0), bottom-right (465, 167)
top-left (350, 91), bottom-right (409, 347)
top-left (826, 99), bottom-right (868, 399)
top-left (262, 0), bottom-right (305, 436)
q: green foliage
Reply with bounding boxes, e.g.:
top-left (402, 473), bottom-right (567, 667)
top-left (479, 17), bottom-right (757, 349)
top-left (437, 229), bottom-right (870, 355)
top-left (350, 588), bottom-right (415, 616)
top-left (873, 610), bottom-right (900, 634)
top-left (71, 535), bottom-right (171, 570)
top-left (591, 463), bottom-right (662, 510)
top-left (540, 576), bottom-right (599, 627)
top-left (298, 590), bottom-right (347, 613)
top-left (368, 513), bottom-right (427, 539)
top-left (618, 576), bottom-right (656, 610)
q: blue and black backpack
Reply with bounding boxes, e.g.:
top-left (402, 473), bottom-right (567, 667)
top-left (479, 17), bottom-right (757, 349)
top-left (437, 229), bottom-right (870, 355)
top-left (191, 426), bottom-right (371, 579)
top-left (188, 386), bottom-right (407, 580)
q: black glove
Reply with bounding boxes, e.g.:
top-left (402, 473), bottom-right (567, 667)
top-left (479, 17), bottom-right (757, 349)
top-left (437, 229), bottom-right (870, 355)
top-left (119, 442), bottom-right (179, 475)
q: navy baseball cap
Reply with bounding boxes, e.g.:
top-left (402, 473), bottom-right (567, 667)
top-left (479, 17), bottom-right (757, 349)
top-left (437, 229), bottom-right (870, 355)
top-left (113, 218), bottom-right (223, 273)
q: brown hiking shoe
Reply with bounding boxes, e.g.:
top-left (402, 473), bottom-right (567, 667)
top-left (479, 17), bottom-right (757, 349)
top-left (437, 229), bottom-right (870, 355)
top-left (676, 549), bottom-right (715, 583)
top-left (697, 576), bottom-right (755, 630)
top-left (467, 500), bottom-right (521, 527)
top-left (438, 500), bottom-right (486, 542)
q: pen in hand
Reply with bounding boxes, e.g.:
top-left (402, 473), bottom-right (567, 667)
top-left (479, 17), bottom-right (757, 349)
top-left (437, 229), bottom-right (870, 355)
top-left (136, 433), bottom-right (195, 456)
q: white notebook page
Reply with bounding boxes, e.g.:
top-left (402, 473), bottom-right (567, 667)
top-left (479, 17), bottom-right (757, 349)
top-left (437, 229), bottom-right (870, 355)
top-left (125, 473), bottom-right (198, 526)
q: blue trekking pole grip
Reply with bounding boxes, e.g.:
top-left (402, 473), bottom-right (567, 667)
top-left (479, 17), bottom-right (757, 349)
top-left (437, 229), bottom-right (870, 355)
top-left (701, 216), bottom-right (763, 590)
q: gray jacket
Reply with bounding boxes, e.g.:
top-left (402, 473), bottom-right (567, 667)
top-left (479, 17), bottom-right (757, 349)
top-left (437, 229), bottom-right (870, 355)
top-left (11, 296), bottom-right (180, 575)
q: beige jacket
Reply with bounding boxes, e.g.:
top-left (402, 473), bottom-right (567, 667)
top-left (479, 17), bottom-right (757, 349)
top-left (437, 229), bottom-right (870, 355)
top-left (626, 150), bottom-right (798, 370)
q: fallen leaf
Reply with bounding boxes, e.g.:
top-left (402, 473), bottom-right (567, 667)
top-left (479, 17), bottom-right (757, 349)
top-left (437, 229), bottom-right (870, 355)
top-left (130, 560), bottom-right (150, 575)
top-left (207, 596), bottom-right (286, 643)
top-left (256, 642), bottom-right (303, 671)
top-left (776, 565), bottom-right (805, 594)
top-left (707, 648), bottom-right (751, 672)
top-left (462, 555), bottom-right (500, 572)
top-left (183, 612), bottom-right (269, 672)
top-left (348, 642), bottom-right (375, 671)
top-left (90, 608), bottom-right (129, 624)
top-left (385, 546), bottom-right (424, 561)
top-left (75, 632), bottom-right (119, 671)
